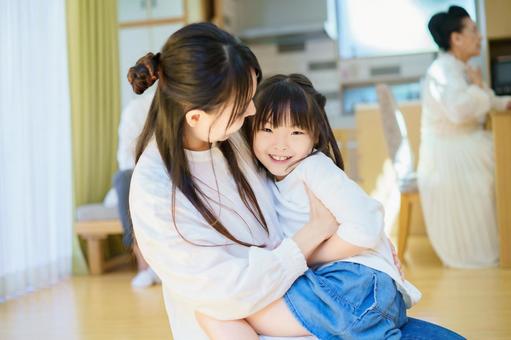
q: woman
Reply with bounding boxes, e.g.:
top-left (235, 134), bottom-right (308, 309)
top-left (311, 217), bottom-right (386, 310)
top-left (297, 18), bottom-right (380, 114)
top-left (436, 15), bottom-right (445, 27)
top-left (129, 22), bottom-right (464, 339)
top-left (419, 6), bottom-right (511, 268)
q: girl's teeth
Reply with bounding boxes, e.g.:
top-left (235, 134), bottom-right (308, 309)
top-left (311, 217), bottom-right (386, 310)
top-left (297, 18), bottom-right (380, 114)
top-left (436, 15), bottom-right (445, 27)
top-left (271, 155), bottom-right (289, 161)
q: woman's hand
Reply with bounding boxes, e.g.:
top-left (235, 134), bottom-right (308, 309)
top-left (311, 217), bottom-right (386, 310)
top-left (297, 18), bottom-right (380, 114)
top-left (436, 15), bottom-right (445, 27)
top-left (305, 185), bottom-right (338, 240)
top-left (291, 185), bottom-right (338, 259)
top-left (466, 66), bottom-right (483, 88)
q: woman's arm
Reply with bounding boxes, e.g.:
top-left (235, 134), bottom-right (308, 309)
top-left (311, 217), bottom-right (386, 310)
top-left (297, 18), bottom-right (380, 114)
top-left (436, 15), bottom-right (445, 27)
top-left (429, 65), bottom-right (491, 124)
top-left (482, 85), bottom-right (511, 111)
top-left (129, 168), bottom-right (336, 321)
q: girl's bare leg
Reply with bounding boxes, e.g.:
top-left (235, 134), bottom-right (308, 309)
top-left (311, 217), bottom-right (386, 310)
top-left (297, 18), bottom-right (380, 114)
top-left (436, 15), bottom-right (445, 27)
top-left (196, 298), bottom-right (310, 338)
top-left (195, 312), bottom-right (259, 340)
top-left (245, 236), bottom-right (366, 336)
top-left (246, 298), bottom-right (310, 337)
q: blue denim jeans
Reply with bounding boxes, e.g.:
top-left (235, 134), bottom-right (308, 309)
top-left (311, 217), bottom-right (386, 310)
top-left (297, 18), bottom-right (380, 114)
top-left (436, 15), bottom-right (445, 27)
top-left (400, 318), bottom-right (465, 339)
top-left (284, 262), bottom-right (407, 339)
top-left (113, 169), bottom-right (134, 247)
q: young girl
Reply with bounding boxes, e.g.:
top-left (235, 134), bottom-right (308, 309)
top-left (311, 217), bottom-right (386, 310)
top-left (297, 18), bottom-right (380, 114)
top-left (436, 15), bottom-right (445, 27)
top-left (196, 74), bottom-right (422, 339)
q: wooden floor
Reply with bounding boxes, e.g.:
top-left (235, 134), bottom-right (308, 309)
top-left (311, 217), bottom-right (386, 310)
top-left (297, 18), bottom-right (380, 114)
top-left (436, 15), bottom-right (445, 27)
top-left (1, 236), bottom-right (511, 340)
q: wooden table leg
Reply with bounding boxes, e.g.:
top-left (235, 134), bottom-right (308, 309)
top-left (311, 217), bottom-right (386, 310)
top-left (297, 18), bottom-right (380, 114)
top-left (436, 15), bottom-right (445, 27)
top-left (85, 236), bottom-right (106, 275)
top-left (492, 112), bottom-right (511, 268)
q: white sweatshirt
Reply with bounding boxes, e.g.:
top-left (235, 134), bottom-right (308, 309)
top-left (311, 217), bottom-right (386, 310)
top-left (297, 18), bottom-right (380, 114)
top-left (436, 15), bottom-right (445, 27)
top-left (129, 133), bottom-right (315, 340)
top-left (272, 152), bottom-right (422, 308)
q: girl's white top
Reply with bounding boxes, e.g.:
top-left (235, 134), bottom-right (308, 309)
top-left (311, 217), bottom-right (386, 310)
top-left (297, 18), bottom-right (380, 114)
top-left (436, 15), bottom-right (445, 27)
top-left (272, 152), bottom-right (422, 308)
top-left (130, 133), bottom-right (314, 340)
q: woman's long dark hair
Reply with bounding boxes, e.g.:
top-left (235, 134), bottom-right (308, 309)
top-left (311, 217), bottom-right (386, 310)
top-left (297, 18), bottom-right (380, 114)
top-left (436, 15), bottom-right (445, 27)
top-left (249, 74), bottom-right (344, 176)
top-left (128, 23), bottom-right (267, 247)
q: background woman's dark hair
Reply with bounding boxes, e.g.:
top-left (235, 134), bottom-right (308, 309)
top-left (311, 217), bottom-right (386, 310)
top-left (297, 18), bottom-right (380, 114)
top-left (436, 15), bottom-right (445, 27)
top-left (128, 23), bottom-right (266, 247)
top-left (428, 5), bottom-right (470, 51)
top-left (249, 74), bottom-right (344, 176)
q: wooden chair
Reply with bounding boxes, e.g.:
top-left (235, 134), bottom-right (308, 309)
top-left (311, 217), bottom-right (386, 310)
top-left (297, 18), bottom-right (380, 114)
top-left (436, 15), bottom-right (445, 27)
top-left (75, 204), bottom-right (132, 275)
top-left (375, 84), bottom-right (421, 262)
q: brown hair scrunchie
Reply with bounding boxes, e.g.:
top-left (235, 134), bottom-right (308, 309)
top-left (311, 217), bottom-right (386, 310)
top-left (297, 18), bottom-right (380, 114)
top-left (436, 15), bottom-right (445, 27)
top-left (127, 52), bottom-right (161, 94)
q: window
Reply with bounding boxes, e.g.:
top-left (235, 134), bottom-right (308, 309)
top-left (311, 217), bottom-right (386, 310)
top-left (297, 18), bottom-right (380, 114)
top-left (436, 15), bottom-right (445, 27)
top-left (336, 0), bottom-right (477, 59)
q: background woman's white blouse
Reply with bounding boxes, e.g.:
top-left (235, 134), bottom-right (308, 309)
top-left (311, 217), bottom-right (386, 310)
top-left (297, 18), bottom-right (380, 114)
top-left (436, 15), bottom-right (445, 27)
top-left (421, 53), bottom-right (508, 135)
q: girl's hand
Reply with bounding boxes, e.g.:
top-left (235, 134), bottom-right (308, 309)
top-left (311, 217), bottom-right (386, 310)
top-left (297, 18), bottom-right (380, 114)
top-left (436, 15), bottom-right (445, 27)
top-left (305, 185), bottom-right (338, 240)
top-left (466, 66), bottom-right (483, 88)
top-left (388, 238), bottom-right (405, 280)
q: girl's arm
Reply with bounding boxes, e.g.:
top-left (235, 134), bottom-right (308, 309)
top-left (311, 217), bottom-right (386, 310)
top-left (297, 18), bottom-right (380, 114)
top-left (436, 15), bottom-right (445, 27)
top-left (300, 153), bottom-right (386, 257)
top-left (307, 235), bottom-right (366, 267)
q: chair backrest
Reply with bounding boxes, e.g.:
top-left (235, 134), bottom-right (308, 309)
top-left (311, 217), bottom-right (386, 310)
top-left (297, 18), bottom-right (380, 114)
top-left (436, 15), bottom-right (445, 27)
top-left (375, 84), bottom-right (415, 181)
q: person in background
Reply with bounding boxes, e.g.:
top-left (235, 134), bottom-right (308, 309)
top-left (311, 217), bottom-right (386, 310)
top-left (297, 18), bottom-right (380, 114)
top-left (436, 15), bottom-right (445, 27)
top-left (418, 5), bottom-right (511, 268)
top-left (114, 89), bottom-right (160, 288)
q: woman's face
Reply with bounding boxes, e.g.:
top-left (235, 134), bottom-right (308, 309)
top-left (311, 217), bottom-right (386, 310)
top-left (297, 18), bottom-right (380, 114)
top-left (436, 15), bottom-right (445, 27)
top-left (184, 70), bottom-right (257, 150)
top-left (451, 18), bottom-right (482, 59)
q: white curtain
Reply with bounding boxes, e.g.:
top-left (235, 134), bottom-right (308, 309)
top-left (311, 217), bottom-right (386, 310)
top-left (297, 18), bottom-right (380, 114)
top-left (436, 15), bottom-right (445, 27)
top-left (0, 0), bottom-right (73, 302)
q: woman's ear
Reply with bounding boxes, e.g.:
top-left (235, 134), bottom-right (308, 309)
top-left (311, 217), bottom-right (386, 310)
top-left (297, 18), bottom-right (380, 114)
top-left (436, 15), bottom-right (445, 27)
top-left (184, 109), bottom-right (206, 127)
top-left (451, 31), bottom-right (462, 48)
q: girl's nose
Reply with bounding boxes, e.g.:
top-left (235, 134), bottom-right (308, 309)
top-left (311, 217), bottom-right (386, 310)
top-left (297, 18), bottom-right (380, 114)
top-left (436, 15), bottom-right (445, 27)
top-left (273, 139), bottom-right (288, 151)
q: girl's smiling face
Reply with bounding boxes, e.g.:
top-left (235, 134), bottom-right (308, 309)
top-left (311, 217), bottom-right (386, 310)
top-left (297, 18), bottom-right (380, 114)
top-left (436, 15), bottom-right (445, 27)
top-left (253, 116), bottom-right (314, 181)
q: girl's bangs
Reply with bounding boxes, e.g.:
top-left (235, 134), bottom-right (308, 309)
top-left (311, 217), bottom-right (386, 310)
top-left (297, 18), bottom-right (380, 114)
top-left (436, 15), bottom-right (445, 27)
top-left (255, 84), bottom-right (317, 134)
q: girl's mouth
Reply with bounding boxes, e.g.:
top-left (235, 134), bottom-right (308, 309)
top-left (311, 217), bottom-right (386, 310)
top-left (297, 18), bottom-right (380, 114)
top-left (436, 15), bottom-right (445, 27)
top-left (269, 154), bottom-right (292, 161)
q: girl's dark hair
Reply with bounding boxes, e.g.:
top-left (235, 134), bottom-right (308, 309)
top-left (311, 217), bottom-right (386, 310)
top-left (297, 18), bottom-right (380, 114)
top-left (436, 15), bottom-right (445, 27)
top-left (128, 23), bottom-right (266, 247)
top-left (428, 5), bottom-right (470, 51)
top-left (249, 74), bottom-right (344, 175)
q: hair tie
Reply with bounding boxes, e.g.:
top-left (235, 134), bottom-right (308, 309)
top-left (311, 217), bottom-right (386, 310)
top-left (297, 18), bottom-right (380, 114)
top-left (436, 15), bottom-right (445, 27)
top-left (127, 52), bottom-right (161, 94)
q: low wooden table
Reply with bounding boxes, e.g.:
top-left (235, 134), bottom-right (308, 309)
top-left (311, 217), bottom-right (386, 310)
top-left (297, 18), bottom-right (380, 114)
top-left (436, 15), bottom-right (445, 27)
top-left (491, 111), bottom-right (511, 268)
top-left (75, 219), bottom-right (132, 274)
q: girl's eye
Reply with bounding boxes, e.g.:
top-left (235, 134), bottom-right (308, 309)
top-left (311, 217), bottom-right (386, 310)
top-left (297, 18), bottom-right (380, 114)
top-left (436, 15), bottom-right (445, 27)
top-left (292, 130), bottom-right (305, 135)
top-left (262, 127), bottom-right (272, 133)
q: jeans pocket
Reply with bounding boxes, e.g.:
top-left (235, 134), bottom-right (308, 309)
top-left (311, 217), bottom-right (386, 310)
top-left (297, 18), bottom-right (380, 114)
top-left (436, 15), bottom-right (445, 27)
top-left (333, 273), bottom-right (381, 339)
top-left (355, 273), bottom-right (379, 320)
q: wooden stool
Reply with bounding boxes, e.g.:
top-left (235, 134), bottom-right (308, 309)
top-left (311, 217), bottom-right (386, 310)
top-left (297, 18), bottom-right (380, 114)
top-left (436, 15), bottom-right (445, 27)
top-left (397, 190), bottom-right (420, 262)
top-left (375, 84), bottom-right (423, 262)
top-left (75, 219), bottom-right (132, 275)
